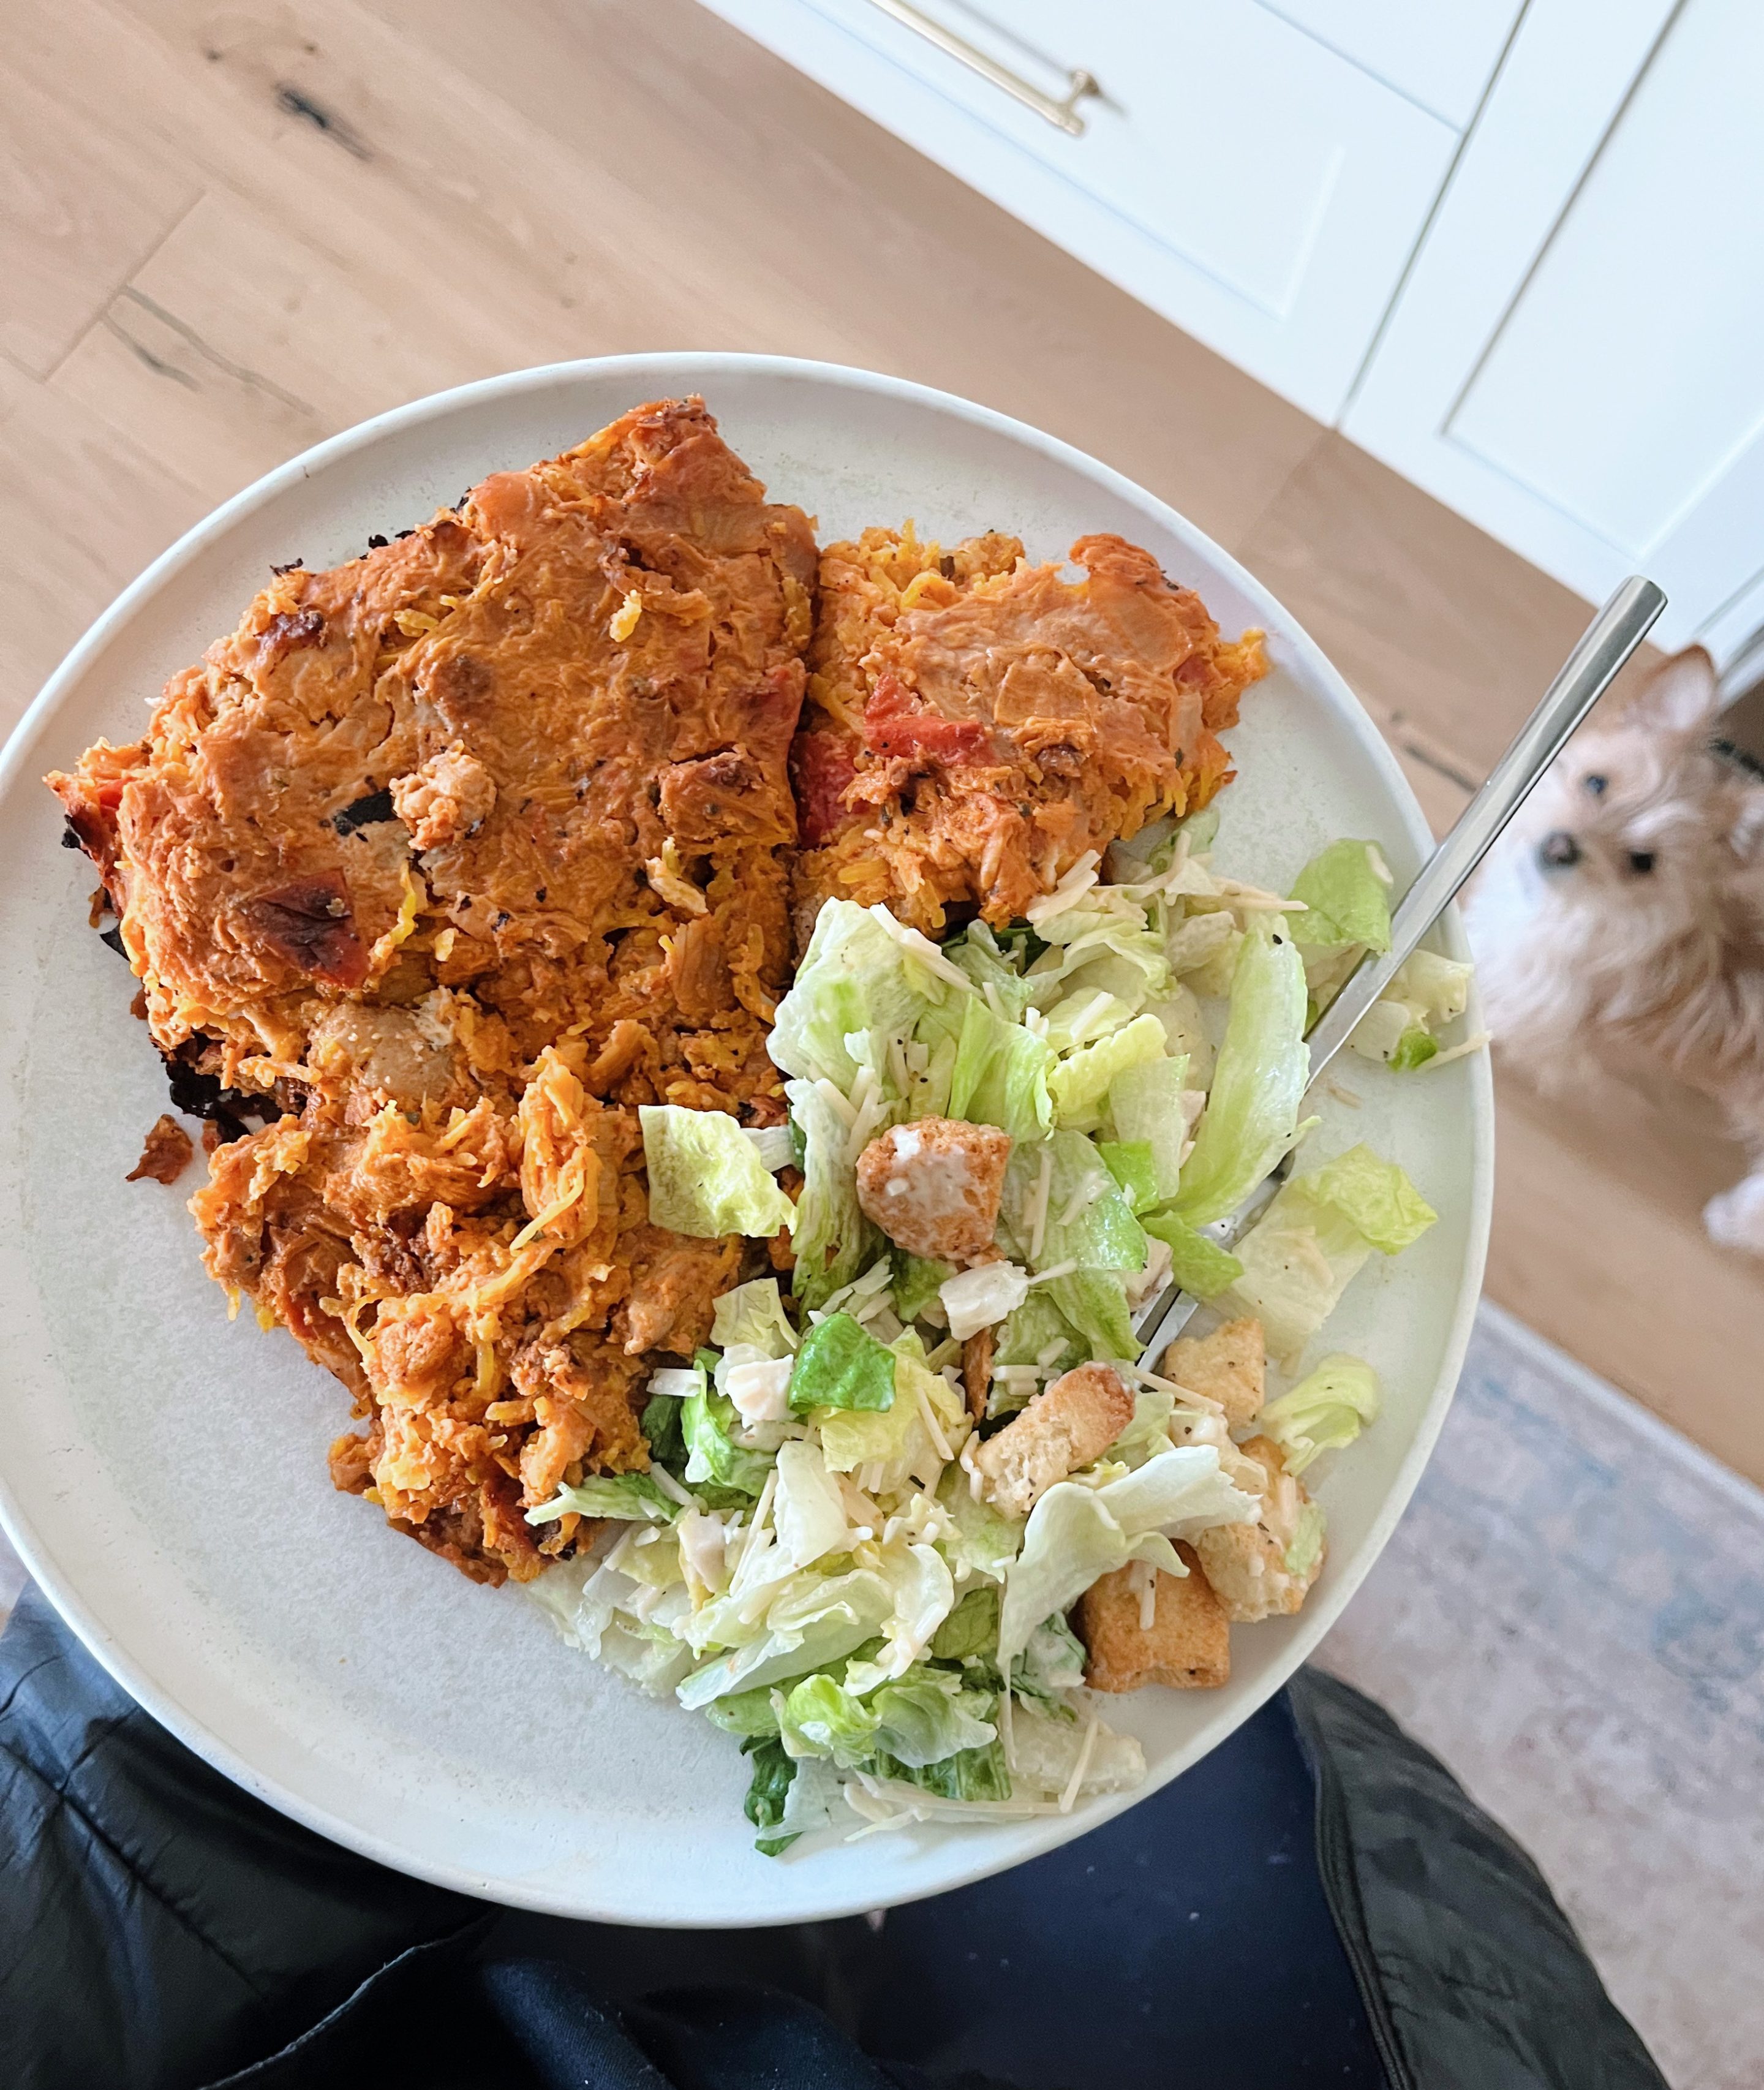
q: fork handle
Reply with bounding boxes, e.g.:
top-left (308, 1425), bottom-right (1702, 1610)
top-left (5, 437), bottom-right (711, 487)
top-left (1303, 575), bottom-right (1667, 1077)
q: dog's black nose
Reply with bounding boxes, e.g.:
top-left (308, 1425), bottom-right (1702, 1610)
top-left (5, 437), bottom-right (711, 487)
top-left (1539, 831), bottom-right (1580, 870)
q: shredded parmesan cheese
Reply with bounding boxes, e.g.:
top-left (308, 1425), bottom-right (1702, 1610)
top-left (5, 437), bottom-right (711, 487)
top-left (609, 588), bottom-right (644, 641)
top-left (1060, 1714), bottom-right (1101, 1813)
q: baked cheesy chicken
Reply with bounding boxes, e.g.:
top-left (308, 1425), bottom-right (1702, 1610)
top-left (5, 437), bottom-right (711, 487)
top-left (48, 397), bottom-right (1267, 1593)
top-left (790, 524), bottom-right (1265, 938)
top-left (51, 399), bottom-right (816, 1583)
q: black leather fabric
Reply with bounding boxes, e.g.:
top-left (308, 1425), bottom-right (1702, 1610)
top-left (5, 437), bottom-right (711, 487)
top-left (1287, 1669), bottom-right (1669, 2090)
top-left (0, 1585), bottom-right (1667, 2090)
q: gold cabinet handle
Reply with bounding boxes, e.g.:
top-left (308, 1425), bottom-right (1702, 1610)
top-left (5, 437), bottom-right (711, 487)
top-left (861, 0), bottom-right (1101, 135)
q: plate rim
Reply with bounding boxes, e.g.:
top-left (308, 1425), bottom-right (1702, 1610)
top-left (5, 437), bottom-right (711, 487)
top-left (0, 350), bottom-right (1493, 1923)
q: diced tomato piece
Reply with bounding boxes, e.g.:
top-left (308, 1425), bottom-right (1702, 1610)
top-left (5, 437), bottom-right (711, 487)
top-left (791, 731), bottom-right (858, 847)
top-left (861, 673), bottom-right (991, 763)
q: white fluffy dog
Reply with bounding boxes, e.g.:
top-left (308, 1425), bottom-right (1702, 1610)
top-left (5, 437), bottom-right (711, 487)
top-left (1467, 647), bottom-right (1764, 1253)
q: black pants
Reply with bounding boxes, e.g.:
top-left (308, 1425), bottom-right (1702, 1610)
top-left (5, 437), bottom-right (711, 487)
top-left (0, 1587), bottom-right (1664, 2090)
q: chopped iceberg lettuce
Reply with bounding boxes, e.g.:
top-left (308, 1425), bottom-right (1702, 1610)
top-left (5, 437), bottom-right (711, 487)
top-left (1258, 1354), bottom-right (1381, 1474)
top-left (788, 1312), bottom-right (897, 1413)
top-left (1167, 922), bottom-right (1309, 1228)
top-left (639, 1105), bottom-right (798, 1240)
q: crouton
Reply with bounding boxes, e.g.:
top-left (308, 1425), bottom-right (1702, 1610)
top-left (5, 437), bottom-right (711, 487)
top-left (1191, 1433), bottom-right (1325, 1622)
top-left (854, 1115), bottom-right (1011, 1267)
top-left (1160, 1316), bottom-right (1265, 1426)
top-left (973, 1362), bottom-right (1134, 1520)
top-left (1076, 1544), bottom-right (1231, 1691)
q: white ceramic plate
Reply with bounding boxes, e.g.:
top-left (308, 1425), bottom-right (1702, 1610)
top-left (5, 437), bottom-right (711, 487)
top-left (0, 355), bottom-right (1491, 1925)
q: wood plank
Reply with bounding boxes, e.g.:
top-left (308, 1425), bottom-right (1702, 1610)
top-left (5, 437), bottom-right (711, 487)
top-left (0, 361), bottom-right (210, 733)
top-left (1235, 431), bottom-right (1661, 779)
top-left (1489, 1067), bottom-right (1764, 1488)
top-left (0, 55), bottom-right (198, 377)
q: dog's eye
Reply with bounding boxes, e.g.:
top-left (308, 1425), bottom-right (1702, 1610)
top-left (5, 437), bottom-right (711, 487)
top-left (1627, 850), bottom-right (1656, 874)
top-left (1584, 774), bottom-right (1608, 796)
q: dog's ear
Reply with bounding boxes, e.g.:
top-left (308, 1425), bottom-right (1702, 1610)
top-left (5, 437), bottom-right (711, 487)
top-left (1629, 646), bottom-right (1720, 733)
top-left (1731, 787), bottom-right (1764, 864)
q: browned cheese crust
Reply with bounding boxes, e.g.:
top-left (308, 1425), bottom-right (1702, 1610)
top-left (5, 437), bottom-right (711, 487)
top-left (788, 525), bottom-right (1266, 940)
top-left (47, 398), bottom-right (818, 1584)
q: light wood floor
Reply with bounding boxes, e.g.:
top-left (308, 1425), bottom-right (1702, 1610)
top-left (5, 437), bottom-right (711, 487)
top-left (5, 0), bottom-right (1761, 1482)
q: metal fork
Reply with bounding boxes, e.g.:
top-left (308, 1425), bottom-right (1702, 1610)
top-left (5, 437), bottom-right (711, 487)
top-left (1131, 574), bottom-right (1667, 1370)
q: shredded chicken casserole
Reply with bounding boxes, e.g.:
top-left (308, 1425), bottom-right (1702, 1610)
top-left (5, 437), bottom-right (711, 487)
top-left (48, 397), bottom-right (1266, 1591)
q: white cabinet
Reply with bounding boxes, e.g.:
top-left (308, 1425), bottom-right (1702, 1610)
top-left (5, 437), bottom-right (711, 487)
top-left (1254, 0), bottom-right (1521, 129)
top-left (698, 0), bottom-right (1764, 648)
top-left (1344, 0), bottom-right (1764, 652)
top-left (695, 0), bottom-right (1462, 420)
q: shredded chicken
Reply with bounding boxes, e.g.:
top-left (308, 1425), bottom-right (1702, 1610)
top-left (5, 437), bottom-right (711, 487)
top-left (790, 524), bottom-right (1265, 940)
top-left (50, 398), bottom-right (816, 1583)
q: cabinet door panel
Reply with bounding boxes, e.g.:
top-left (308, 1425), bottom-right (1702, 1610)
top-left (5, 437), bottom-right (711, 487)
top-left (695, 0), bottom-right (1457, 420)
top-left (1254, 0), bottom-right (1523, 128)
top-left (1346, 0), bottom-right (1764, 649)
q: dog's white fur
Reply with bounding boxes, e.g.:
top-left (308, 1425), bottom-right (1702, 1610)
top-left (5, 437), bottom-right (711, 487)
top-left (1466, 647), bottom-right (1764, 1252)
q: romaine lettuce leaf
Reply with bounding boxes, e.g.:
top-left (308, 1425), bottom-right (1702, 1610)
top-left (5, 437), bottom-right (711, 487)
top-left (676, 1569), bottom-right (895, 1708)
top-left (525, 1473), bottom-right (677, 1525)
top-left (946, 995), bottom-right (1054, 1143)
top-left (1139, 1210), bottom-right (1244, 1299)
top-left (788, 1311), bottom-right (897, 1413)
top-left (1041, 1270), bottom-right (1137, 1363)
top-left (935, 1465), bottom-right (1023, 1584)
top-left (997, 1446), bottom-right (1257, 1664)
top-left (1167, 922), bottom-right (1309, 1227)
top-left (780, 1672), bottom-right (879, 1768)
top-left (768, 899), bottom-right (948, 1092)
top-left (1098, 1139), bottom-right (1159, 1213)
top-left (1258, 1353), bottom-right (1381, 1474)
top-left (773, 1439), bottom-right (851, 1568)
top-left (741, 1735), bottom-right (799, 1855)
top-left (1047, 1013), bottom-right (1168, 1131)
top-left (682, 1365), bottom-right (774, 1497)
top-left (786, 1076), bottom-right (880, 1310)
top-left (870, 1670), bottom-right (998, 1768)
top-left (710, 1278), bottom-right (799, 1357)
top-left (1107, 1053), bottom-right (1193, 1199)
top-left (930, 1583), bottom-right (1000, 1659)
top-left (1289, 839), bottom-right (1393, 953)
top-left (1298, 1144), bottom-right (1438, 1254)
top-left (639, 1105), bottom-right (797, 1240)
top-left (893, 1250), bottom-right (952, 1324)
top-left (1220, 1147), bottom-right (1431, 1362)
top-left (872, 1737), bottom-right (1012, 1802)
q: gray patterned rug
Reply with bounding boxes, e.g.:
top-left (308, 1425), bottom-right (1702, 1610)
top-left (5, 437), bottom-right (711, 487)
top-left (1, 1305), bottom-right (1757, 2084)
